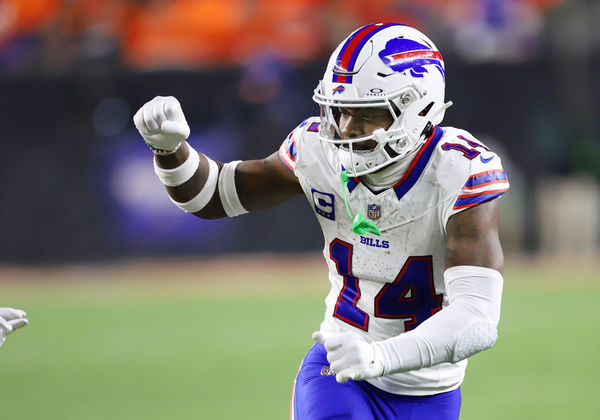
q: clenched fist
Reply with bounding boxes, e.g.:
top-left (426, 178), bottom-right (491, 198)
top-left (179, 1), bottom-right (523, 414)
top-left (133, 96), bottom-right (191, 153)
top-left (313, 330), bottom-right (385, 383)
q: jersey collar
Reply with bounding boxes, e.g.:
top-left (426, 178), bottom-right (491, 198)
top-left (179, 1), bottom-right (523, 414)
top-left (392, 126), bottom-right (443, 200)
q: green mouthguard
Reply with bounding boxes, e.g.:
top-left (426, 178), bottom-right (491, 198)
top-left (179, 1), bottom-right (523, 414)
top-left (340, 170), bottom-right (381, 236)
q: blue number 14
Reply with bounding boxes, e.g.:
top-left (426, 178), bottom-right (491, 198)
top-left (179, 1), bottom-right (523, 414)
top-left (330, 239), bottom-right (443, 332)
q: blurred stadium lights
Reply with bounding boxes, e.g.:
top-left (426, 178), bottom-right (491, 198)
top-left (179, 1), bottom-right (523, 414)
top-left (0, 0), bottom-right (599, 263)
top-left (238, 58), bottom-right (283, 105)
top-left (105, 140), bottom-right (237, 250)
top-left (0, 0), bottom-right (572, 72)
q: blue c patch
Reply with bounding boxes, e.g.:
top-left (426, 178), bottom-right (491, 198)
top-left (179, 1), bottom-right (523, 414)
top-left (311, 189), bottom-right (335, 221)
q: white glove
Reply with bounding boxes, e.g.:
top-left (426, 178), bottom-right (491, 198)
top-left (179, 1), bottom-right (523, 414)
top-left (0, 308), bottom-right (28, 347)
top-left (133, 96), bottom-right (191, 153)
top-left (312, 330), bottom-right (384, 383)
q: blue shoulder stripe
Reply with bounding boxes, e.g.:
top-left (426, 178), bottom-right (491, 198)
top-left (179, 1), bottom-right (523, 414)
top-left (465, 169), bottom-right (506, 188)
top-left (454, 190), bottom-right (507, 210)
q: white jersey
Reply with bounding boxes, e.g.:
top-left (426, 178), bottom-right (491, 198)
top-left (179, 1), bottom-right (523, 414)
top-left (279, 117), bottom-right (509, 396)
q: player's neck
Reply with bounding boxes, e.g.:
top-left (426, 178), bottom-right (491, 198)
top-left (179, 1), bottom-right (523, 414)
top-left (361, 146), bottom-right (421, 192)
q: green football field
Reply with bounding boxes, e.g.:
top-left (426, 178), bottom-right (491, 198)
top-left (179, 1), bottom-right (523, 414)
top-left (0, 255), bottom-right (598, 419)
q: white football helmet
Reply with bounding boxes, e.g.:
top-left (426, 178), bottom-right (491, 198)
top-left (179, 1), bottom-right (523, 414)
top-left (313, 23), bottom-right (452, 177)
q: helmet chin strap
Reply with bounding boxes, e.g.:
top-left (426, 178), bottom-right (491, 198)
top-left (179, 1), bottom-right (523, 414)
top-left (340, 170), bottom-right (381, 236)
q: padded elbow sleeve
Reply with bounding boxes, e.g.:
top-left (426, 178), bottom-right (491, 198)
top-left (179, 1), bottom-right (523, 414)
top-left (445, 266), bottom-right (503, 362)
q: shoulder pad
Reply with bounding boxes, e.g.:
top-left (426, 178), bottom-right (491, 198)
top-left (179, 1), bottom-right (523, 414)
top-left (437, 127), bottom-right (509, 213)
top-left (279, 116), bottom-right (320, 173)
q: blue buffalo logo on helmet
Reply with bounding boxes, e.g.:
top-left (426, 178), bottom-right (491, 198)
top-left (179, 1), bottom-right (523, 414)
top-left (332, 85), bottom-right (345, 95)
top-left (378, 39), bottom-right (445, 80)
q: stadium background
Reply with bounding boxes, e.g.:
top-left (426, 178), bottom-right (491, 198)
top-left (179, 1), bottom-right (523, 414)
top-left (0, 0), bottom-right (598, 419)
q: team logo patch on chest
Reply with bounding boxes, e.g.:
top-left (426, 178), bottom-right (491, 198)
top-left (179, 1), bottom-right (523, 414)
top-left (311, 188), bottom-right (335, 221)
top-left (367, 204), bottom-right (381, 221)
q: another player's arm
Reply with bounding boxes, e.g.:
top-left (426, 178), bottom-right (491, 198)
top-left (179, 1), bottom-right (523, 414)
top-left (315, 199), bottom-right (506, 383)
top-left (134, 96), bottom-right (302, 219)
top-left (0, 307), bottom-right (28, 347)
top-left (156, 143), bottom-right (302, 219)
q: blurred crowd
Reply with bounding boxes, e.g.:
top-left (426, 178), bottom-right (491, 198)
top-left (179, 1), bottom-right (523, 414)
top-left (3, 0), bottom-right (599, 263)
top-left (0, 0), bottom-right (563, 73)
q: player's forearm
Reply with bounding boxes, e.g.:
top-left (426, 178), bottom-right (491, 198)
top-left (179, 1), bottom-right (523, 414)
top-left (153, 140), bottom-right (252, 219)
top-left (374, 266), bottom-right (503, 374)
top-left (154, 142), bottom-right (228, 219)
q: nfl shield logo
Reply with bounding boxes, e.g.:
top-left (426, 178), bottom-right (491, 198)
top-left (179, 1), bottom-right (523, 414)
top-left (367, 204), bottom-right (381, 221)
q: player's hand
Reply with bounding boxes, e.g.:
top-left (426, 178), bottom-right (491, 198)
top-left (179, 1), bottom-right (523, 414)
top-left (133, 96), bottom-right (191, 152)
top-left (312, 330), bottom-right (384, 383)
top-left (0, 308), bottom-right (28, 347)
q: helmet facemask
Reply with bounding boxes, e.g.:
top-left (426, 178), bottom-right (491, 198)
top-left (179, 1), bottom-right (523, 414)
top-left (314, 81), bottom-right (436, 177)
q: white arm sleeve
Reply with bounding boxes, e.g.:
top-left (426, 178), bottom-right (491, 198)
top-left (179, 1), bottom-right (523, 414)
top-left (374, 265), bottom-right (503, 374)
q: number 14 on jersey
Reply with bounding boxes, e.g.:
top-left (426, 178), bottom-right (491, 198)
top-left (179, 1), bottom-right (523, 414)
top-left (329, 239), bottom-right (443, 332)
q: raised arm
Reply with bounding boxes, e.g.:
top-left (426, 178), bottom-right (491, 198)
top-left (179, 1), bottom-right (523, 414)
top-left (133, 96), bottom-right (302, 219)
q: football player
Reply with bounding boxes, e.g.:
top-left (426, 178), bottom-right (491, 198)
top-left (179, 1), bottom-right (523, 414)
top-left (134, 23), bottom-right (509, 420)
top-left (0, 307), bottom-right (28, 347)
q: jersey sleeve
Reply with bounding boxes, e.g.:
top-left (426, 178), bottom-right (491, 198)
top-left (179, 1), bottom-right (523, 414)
top-left (452, 161), bottom-right (509, 212)
top-left (278, 117), bottom-right (320, 173)
top-left (279, 130), bottom-right (298, 172)
top-left (441, 131), bottom-right (510, 225)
